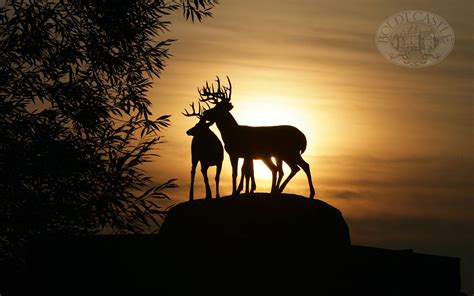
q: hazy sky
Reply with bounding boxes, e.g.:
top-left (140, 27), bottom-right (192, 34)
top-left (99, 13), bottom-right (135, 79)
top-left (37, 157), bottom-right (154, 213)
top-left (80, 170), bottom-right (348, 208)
top-left (144, 0), bottom-right (472, 292)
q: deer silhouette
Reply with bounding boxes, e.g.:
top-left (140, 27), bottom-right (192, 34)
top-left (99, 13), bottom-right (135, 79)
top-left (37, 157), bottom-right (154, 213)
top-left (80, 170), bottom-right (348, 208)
top-left (237, 158), bottom-right (256, 194)
top-left (236, 158), bottom-right (285, 194)
top-left (198, 76), bottom-right (315, 198)
top-left (183, 102), bottom-right (224, 200)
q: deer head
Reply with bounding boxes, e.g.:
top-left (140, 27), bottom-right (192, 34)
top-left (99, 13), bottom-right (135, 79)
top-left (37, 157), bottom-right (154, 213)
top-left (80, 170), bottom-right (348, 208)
top-left (182, 102), bottom-right (213, 136)
top-left (198, 76), bottom-right (233, 123)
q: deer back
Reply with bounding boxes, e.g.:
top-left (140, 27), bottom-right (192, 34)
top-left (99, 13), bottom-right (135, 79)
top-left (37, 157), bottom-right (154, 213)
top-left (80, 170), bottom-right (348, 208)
top-left (222, 125), bottom-right (307, 159)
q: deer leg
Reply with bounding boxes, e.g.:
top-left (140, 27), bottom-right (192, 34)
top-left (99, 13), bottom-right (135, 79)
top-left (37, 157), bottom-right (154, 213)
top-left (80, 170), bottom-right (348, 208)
top-left (249, 159), bottom-right (256, 193)
top-left (279, 161), bottom-right (300, 194)
top-left (244, 159), bottom-right (251, 194)
top-left (237, 175), bottom-right (245, 194)
top-left (244, 162), bottom-right (250, 194)
top-left (262, 158), bottom-right (278, 194)
top-left (215, 163), bottom-right (222, 198)
top-left (230, 156), bottom-right (239, 196)
top-left (275, 158), bottom-right (284, 192)
top-left (297, 156), bottom-right (315, 199)
top-left (245, 174), bottom-right (250, 194)
top-left (190, 162), bottom-right (197, 201)
top-left (237, 159), bottom-right (246, 194)
top-left (201, 164), bottom-right (212, 199)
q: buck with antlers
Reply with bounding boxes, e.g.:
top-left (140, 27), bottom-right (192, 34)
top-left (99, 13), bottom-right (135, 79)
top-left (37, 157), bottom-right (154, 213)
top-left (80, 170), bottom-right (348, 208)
top-left (183, 102), bottom-right (224, 200)
top-left (198, 76), bottom-right (315, 198)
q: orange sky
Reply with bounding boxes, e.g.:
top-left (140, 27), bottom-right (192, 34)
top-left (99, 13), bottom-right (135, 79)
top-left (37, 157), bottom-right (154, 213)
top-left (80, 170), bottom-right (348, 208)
top-left (143, 0), bottom-right (472, 292)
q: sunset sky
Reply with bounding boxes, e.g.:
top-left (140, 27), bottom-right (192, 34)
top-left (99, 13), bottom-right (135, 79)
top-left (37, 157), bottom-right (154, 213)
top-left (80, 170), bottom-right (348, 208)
top-left (144, 0), bottom-right (472, 291)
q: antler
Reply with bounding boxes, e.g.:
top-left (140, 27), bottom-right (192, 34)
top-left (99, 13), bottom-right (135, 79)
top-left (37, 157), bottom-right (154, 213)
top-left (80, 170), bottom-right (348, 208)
top-left (198, 76), bottom-right (232, 104)
top-left (223, 76), bottom-right (232, 102)
top-left (182, 102), bottom-right (202, 118)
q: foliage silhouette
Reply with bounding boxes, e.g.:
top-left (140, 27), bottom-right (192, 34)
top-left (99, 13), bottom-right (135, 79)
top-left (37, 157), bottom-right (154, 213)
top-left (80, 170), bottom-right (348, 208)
top-left (183, 102), bottom-right (223, 200)
top-left (0, 0), bottom-right (216, 267)
top-left (198, 76), bottom-right (316, 198)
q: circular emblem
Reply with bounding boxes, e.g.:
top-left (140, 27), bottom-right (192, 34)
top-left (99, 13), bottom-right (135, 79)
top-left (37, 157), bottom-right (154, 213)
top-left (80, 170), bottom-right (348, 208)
top-left (375, 10), bottom-right (455, 68)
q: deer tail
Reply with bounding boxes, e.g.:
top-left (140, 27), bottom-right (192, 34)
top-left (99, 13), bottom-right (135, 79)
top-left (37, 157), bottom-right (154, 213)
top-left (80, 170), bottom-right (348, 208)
top-left (299, 133), bottom-right (307, 154)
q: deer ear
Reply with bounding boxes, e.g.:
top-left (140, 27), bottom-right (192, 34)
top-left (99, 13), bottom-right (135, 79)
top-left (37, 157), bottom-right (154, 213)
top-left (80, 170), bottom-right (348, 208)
top-left (227, 103), bottom-right (234, 111)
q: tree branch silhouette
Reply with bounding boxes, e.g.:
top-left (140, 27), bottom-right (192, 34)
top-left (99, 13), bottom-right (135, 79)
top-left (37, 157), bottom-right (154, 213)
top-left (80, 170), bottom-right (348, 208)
top-left (0, 0), bottom-right (216, 267)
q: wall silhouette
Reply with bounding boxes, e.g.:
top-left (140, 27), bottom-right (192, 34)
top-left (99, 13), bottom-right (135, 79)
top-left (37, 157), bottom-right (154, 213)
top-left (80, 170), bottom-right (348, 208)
top-left (19, 193), bottom-right (464, 296)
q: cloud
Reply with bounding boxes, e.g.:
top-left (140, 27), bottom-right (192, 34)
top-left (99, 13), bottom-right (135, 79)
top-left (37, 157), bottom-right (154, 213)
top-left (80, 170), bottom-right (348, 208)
top-left (326, 189), bottom-right (364, 200)
top-left (318, 154), bottom-right (474, 189)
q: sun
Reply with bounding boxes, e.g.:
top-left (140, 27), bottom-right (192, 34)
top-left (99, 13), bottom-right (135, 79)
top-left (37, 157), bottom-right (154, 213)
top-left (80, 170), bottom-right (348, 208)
top-left (234, 95), bottom-right (313, 129)
top-left (232, 95), bottom-right (316, 180)
top-left (252, 158), bottom-right (276, 180)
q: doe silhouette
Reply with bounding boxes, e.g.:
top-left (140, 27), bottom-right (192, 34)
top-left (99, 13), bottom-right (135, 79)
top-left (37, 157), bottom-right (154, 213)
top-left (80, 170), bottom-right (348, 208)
top-left (183, 102), bottom-right (224, 200)
top-left (198, 76), bottom-right (315, 198)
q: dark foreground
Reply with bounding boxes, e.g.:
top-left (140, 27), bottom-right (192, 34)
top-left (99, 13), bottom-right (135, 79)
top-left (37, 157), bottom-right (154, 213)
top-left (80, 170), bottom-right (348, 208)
top-left (2, 193), bottom-right (464, 295)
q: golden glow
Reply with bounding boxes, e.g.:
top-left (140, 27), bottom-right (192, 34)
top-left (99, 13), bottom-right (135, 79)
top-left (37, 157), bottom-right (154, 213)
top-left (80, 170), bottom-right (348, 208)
top-left (235, 95), bottom-right (314, 132)
top-left (252, 160), bottom-right (272, 180)
top-left (232, 95), bottom-right (317, 180)
top-left (148, 1), bottom-right (472, 289)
